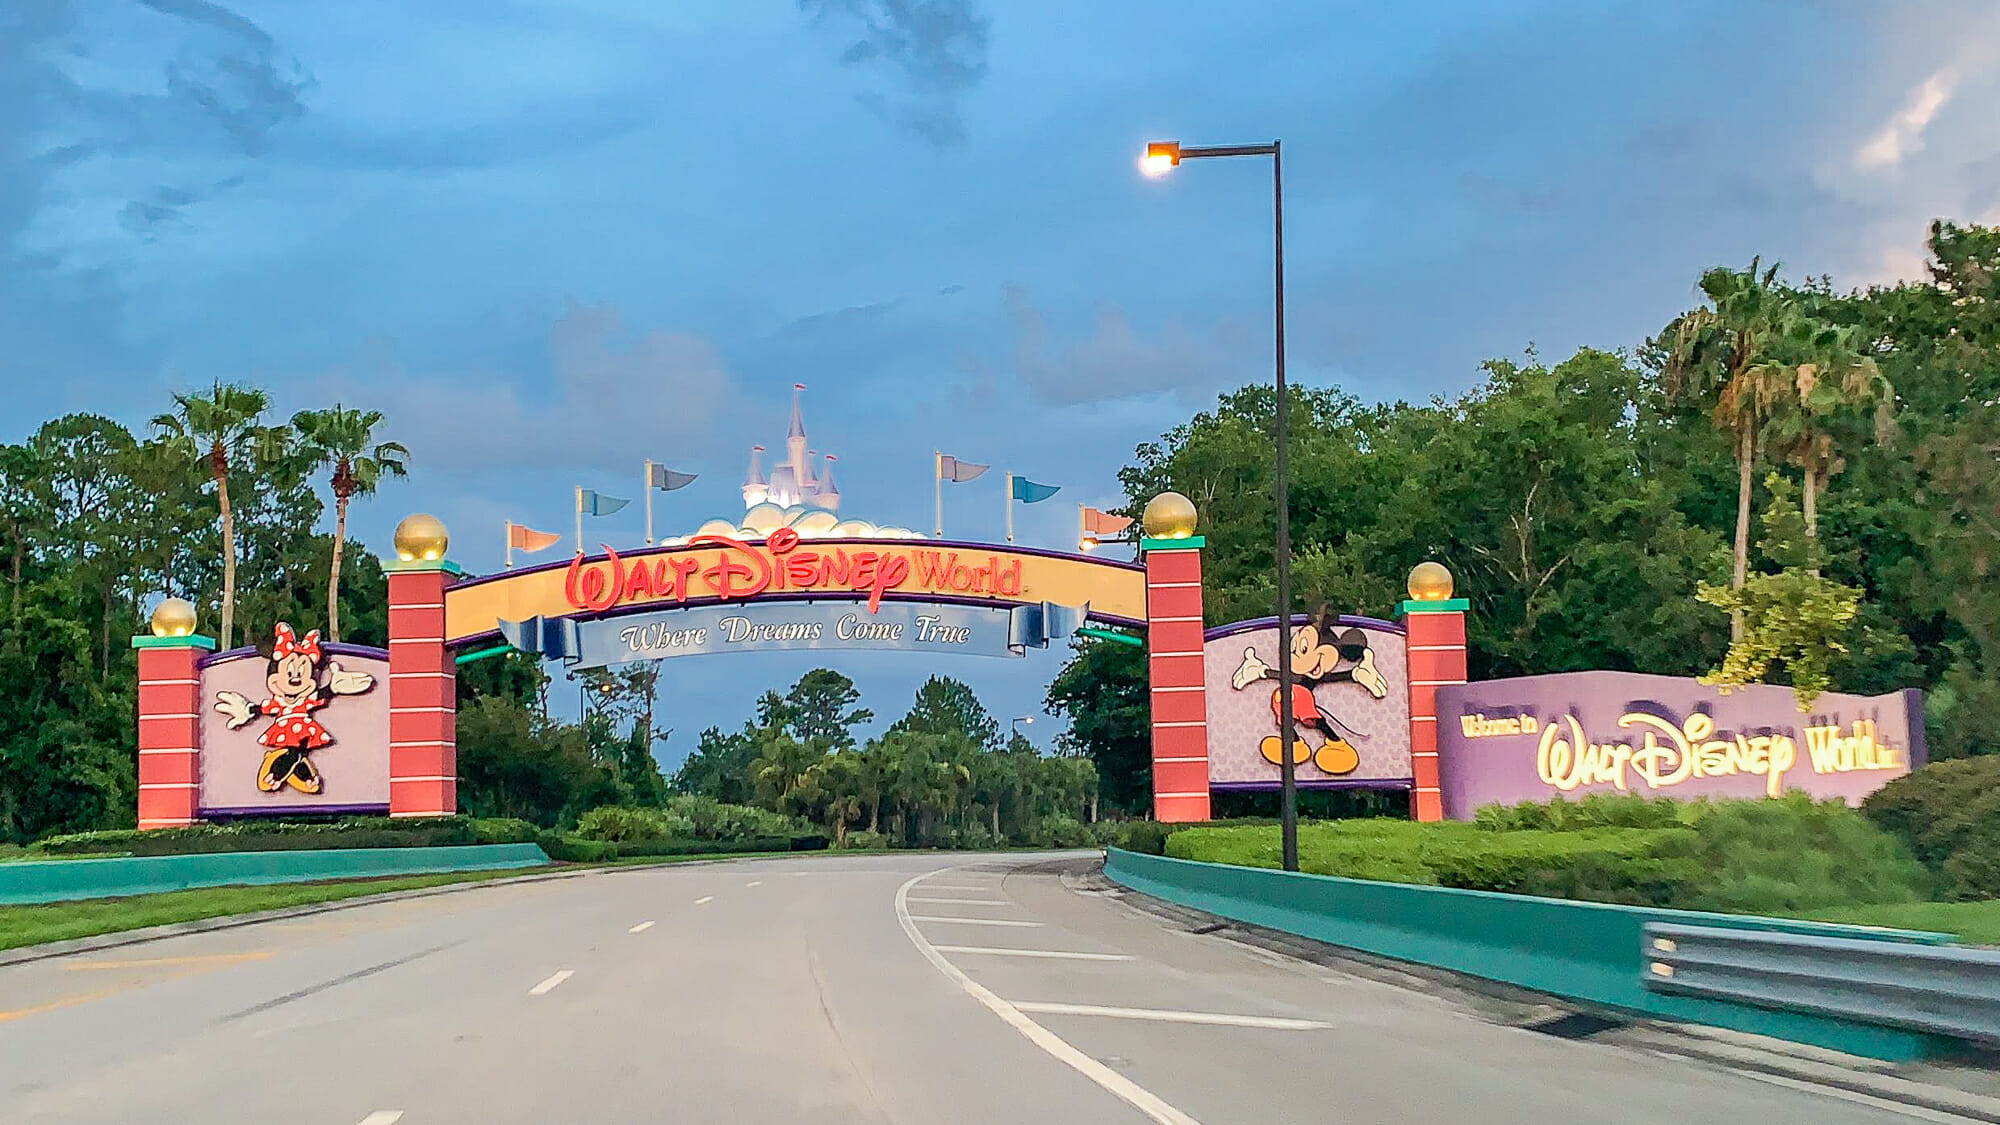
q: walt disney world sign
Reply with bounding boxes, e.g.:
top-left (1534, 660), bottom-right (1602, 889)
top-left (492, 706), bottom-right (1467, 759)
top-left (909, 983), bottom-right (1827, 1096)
top-left (443, 531), bottom-right (1148, 648)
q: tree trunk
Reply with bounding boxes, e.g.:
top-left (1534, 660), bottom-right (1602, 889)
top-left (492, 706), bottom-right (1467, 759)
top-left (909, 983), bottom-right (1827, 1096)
top-left (1731, 425), bottom-right (1753, 643)
top-left (327, 490), bottom-right (348, 641)
top-left (215, 457), bottom-right (237, 649)
top-left (990, 801), bottom-right (1000, 838)
top-left (1802, 460), bottom-right (1820, 577)
top-left (9, 523), bottom-right (21, 626)
top-left (869, 785), bottom-right (881, 832)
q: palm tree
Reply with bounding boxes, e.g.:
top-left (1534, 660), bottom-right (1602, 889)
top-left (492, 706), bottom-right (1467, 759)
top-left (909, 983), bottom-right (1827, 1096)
top-left (151, 383), bottom-right (283, 648)
top-left (292, 405), bottom-right (409, 642)
top-left (1663, 261), bottom-right (1795, 640)
top-left (1765, 320), bottom-right (1894, 549)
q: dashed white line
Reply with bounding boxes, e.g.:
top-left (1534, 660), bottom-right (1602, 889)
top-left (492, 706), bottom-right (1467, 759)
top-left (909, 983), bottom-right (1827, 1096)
top-left (357, 1114), bottom-right (404, 1125)
top-left (1011, 1002), bottom-right (1332, 1030)
top-left (528, 969), bottom-right (574, 996)
top-left (628, 921), bottom-right (656, 933)
top-left (695, 896), bottom-right (714, 905)
top-left (908, 916), bottom-right (1044, 928)
top-left (906, 896), bottom-right (1010, 906)
top-left (931, 945), bottom-right (1133, 961)
top-left (896, 870), bottom-right (1202, 1125)
top-left (745, 880), bottom-right (763, 887)
top-left (915, 884), bottom-right (991, 891)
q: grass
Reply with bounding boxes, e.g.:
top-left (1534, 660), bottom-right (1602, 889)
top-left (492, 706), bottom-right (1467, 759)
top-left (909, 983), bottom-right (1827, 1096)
top-left (1790, 900), bottom-right (2000, 946)
top-left (0, 867), bottom-right (551, 952)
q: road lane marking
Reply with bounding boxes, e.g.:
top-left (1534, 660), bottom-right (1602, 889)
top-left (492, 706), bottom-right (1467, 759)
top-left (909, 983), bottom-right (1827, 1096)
top-left (62, 951), bottom-right (274, 971)
top-left (908, 916), bottom-right (1045, 928)
top-left (628, 921), bottom-right (656, 933)
top-left (695, 896), bottom-right (715, 904)
top-left (746, 880), bottom-right (763, 887)
top-left (915, 884), bottom-right (991, 891)
top-left (528, 970), bottom-right (574, 996)
top-left (931, 945), bottom-right (1133, 961)
top-left (1011, 1002), bottom-right (1332, 1030)
top-left (897, 870), bottom-right (1203, 1125)
top-left (357, 1113), bottom-right (405, 1125)
top-left (906, 896), bottom-right (1010, 906)
top-left (0, 986), bottom-right (131, 1025)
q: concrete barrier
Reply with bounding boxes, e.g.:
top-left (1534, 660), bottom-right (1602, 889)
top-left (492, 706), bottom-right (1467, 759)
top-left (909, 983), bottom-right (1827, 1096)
top-left (0, 843), bottom-right (551, 906)
top-left (1104, 847), bottom-right (1958, 1062)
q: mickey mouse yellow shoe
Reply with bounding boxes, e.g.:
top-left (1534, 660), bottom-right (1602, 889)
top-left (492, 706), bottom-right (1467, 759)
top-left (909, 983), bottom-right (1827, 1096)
top-left (1314, 739), bottom-right (1360, 776)
top-left (1259, 735), bottom-right (1311, 766)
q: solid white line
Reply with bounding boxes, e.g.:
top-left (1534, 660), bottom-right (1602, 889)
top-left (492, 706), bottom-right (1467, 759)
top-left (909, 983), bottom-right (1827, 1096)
top-left (906, 896), bottom-right (1010, 906)
top-left (528, 969), bottom-right (574, 996)
top-left (908, 916), bottom-right (1045, 928)
top-left (931, 945), bottom-right (1134, 961)
top-left (745, 880), bottom-right (763, 887)
top-left (357, 1113), bottom-right (405, 1125)
top-left (695, 895), bottom-right (714, 905)
top-left (1011, 1002), bottom-right (1332, 1030)
top-left (896, 870), bottom-right (1203, 1125)
top-left (913, 884), bottom-right (992, 891)
top-left (628, 920), bottom-right (655, 933)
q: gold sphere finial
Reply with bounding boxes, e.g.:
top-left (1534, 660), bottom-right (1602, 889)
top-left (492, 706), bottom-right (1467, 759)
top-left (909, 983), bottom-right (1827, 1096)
top-left (150, 597), bottom-right (197, 638)
top-left (1141, 491), bottom-right (1199, 540)
top-left (393, 513), bottom-right (450, 562)
top-left (1407, 561), bottom-right (1454, 601)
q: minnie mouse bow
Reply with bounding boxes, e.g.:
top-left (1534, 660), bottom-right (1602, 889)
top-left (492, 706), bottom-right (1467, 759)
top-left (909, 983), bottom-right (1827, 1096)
top-left (272, 623), bottom-right (322, 661)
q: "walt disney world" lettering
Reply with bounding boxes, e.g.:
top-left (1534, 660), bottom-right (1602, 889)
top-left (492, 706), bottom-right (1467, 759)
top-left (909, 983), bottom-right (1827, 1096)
top-left (1535, 711), bottom-right (1901, 797)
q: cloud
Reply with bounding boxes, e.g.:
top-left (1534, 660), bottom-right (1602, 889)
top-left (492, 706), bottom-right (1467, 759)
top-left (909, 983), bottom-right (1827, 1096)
top-left (1854, 68), bottom-right (1957, 170)
top-left (343, 302), bottom-right (732, 477)
top-left (1004, 285), bottom-right (1237, 407)
top-left (798, 0), bottom-right (990, 147)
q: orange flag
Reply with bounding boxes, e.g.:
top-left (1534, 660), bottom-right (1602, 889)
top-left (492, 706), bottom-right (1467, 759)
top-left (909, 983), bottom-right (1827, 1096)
top-left (508, 522), bottom-right (561, 553)
top-left (1081, 507), bottom-right (1134, 536)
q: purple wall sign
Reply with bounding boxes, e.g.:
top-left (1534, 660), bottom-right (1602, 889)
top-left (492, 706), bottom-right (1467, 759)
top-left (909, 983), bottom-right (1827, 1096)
top-left (197, 647), bottom-right (392, 817)
top-left (1203, 616), bottom-right (1412, 790)
top-left (1436, 672), bottom-right (1923, 820)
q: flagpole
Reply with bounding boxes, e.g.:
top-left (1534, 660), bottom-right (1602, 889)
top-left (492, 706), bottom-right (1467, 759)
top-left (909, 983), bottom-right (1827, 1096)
top-left (1005, 472), bottom-right (1014, 544)
top-left (644, 460), bottom-right (654, 546)
top-left (1078, 503), bottom-right (1085, 549)
top-left (575, 487), bottom-right (583, 555)
top-left (934, 451), bottom-right (943, 538)
top-left (505, 521), bottom-right (513, 569)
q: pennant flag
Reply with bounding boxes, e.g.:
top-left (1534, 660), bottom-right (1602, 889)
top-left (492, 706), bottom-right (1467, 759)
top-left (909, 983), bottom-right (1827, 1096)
top-left (579, 489), bottom-right (630, 516)
top-left (1010, 476), bottom-right (1060, 504)
top-left (937, 454), bottom-right (989, 483)
top-left (507, 522), bottom-right (561, 553)
top-left (648, 464), bottom-right (699, 492)
top-left (1081, 507), bottom-right (1134, 536)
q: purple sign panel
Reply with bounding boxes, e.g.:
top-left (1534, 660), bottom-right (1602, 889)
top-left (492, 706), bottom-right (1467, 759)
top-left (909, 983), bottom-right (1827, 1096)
top-left (197, 640), bottom-right (392, 817)
top-left (1435, 671), bottom-right (1923, 820)
top-left (1203, 615), bottom-right (1412, 790)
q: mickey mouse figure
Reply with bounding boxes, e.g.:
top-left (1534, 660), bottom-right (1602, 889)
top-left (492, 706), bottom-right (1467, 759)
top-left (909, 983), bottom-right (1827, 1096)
top-left (1231, 609), bottom-right (1388, 776)
top-left (213, 623), bottom-right (375, 795)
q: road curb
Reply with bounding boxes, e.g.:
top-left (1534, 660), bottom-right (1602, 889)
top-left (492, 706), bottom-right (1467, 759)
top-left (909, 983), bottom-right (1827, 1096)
top-left (1089, 862), bottom-right (2000, 1122)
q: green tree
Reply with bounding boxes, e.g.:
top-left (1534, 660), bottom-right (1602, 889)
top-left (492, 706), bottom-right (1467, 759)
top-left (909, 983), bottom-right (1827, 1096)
top-left (456, 696), bottom-right (609, 826)
top-left (150, 382), bottom-right (284, 648)
top-left (291, 405), bottom-right (409, 642)
top-left (1045, 639), bottom-right (1150, 813)
top-left (887, 675), bottom-right (1000, 749)
top-left (783, 668), bottom-right (872, 748)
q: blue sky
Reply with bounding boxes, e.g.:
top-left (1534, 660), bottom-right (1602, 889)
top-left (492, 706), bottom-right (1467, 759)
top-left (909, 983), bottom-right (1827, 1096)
top-left (6, 0), bottom-right (1998, 764)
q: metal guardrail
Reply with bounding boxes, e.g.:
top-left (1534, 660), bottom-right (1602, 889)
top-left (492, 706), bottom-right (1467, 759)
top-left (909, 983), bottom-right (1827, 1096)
top-left (1643, 922), bottom-right (2000, 1046)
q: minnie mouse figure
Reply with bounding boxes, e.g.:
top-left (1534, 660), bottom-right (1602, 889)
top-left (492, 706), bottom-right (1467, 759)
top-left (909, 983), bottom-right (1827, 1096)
top-left (1230, 608), bottom-right (1388, 776)
top-left (213, 623), bottom-right (375, 795)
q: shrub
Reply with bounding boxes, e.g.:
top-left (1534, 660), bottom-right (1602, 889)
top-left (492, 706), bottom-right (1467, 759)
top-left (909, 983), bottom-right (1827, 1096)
top-left (660, 795), bottom-right (804, 841)
top-left (30, 815), bottom-right (534, 856)
top-left (1680, 794), bottom-right (1930, 912)
top-left (1029, 815), bottom-right (1091, 849)
top-left (955, 824), bottom-right (1003, 852)
top-left (842, 830), bottom-right (889, 851)
top-left (1863, 756), bottom-right (2000, 901)
top-left (1474, 794), bottom-right (1691, 833)
top-left (1112, 821), bottom-right (1179, 855)
top-left (573, 806), bottom-right (695, 843)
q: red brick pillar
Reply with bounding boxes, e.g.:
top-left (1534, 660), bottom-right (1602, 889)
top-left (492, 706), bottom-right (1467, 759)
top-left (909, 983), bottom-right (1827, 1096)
top-left (133, 632), bottom-right (215, 829)
top-left (1143, 535), bottom-right (1210, 822)
top-left (386, 560), bottom-right (459, 817)
top-left (1400, 566), bottom-right (1466, 823)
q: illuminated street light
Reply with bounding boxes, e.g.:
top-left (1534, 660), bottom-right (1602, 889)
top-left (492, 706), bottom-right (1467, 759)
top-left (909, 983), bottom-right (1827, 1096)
top-left (1139, 135), bottom-right (1300, 872)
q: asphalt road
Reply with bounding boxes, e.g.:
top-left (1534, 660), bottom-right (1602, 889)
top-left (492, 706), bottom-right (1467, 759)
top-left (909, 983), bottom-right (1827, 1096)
top-left (0, 852), bottom-right (1962, 1124)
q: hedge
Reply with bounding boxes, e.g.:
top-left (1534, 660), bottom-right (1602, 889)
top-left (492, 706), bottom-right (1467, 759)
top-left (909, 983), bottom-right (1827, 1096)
top-left (33, 816), bottom-right (539, 857)
top-left (1863, 755), bottom-right (2000, 901)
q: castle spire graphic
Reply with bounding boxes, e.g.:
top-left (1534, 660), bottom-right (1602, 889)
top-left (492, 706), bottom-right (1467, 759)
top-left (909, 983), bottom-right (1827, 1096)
top-left (744, 384), bottom-right (839, 513)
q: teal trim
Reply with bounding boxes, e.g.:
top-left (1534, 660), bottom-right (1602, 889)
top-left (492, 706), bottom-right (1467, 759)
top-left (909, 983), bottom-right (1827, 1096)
top-left (1104, 848), bottom-right (1957, 1062)
top-left (382, 558), bottom-right (465, 575)
top-left (1139, 536), bottom-right (1205, 551)
top-left (1398, 597), bottom-right (1469, 614)
top-left (130, 634), bottom-right (219, 651)
top-left (454, 643), bottom-right (515, 666)
top-left (1075, 626), bottom-right (1145, 648)
top-left (0, 843), bottom-right (550, 905)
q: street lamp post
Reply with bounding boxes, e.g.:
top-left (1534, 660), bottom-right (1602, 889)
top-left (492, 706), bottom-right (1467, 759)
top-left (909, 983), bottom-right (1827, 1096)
top-left (1010, 715), bottom-right (1034, 744)
top-left (1142, 138), bottom-right (1298, 872)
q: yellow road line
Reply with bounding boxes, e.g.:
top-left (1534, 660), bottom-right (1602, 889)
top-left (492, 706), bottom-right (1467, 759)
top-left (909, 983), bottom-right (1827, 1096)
top-left (61, 951), bottom-right (275, 972)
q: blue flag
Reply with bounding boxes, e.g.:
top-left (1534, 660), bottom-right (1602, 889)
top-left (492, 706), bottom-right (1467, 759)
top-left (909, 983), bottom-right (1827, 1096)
top-left (1010, 476), bottom-right (1060, 504)
top-left (648, 465), bottom-right (698, 492)
top-left (579, 489), bottom-right (630, 517)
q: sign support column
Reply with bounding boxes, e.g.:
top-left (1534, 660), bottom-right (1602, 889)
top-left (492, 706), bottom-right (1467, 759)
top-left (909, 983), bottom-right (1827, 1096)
top-left (1142, 532), bottom-right (1210, 822)
top-left (1399, 562), bottom-right (1465, 823)
top-left (133, 628), bottom-right (217, 829)
top-left (385, 517), bottom-right (461, 818)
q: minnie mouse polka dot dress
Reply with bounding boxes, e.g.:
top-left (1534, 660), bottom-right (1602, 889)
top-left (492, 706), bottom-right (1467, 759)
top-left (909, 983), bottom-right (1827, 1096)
top-left (259, 695), bottom-right (331, 750)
